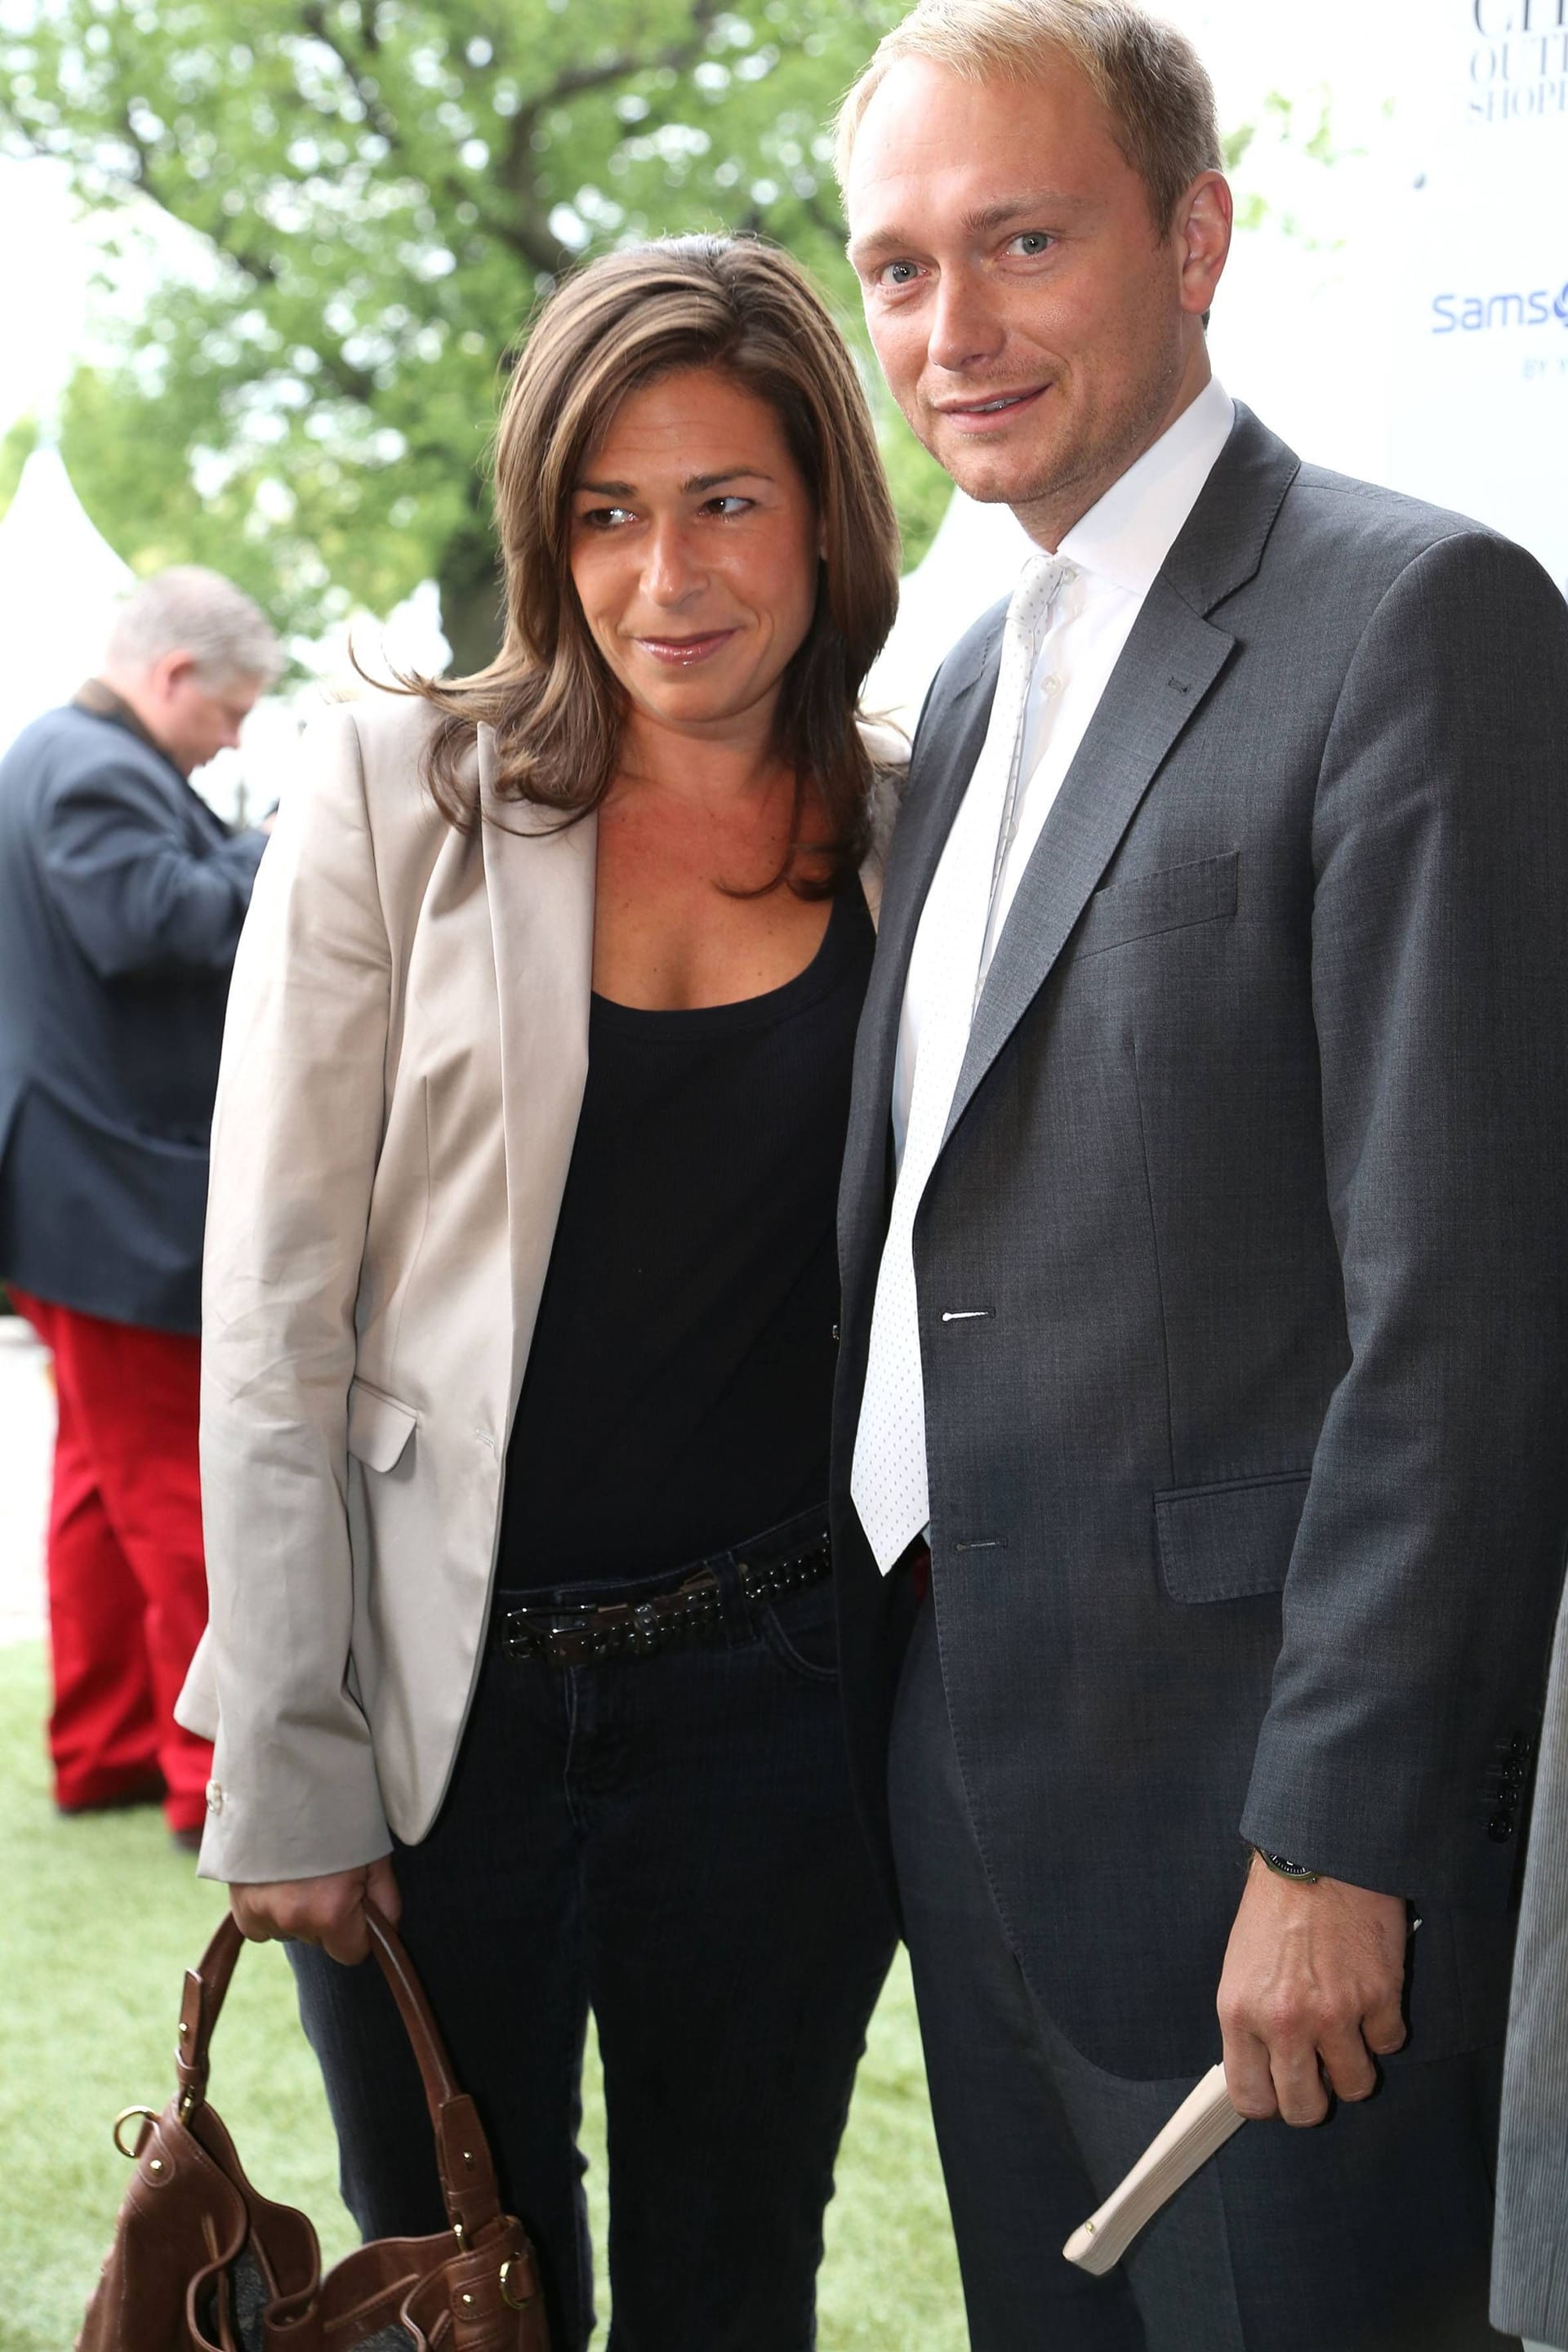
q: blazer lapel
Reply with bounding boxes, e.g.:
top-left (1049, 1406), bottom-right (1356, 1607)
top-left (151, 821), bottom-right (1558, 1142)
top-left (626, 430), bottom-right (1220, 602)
top-left (942, 404), bottom-right (1300, 1145)
top-left (943, 582), bottom-right (1233, 1142)
top-left (477, 729), bottom-right (596, 1408)
top-left (839, 621), bottom-right (1004, 1289)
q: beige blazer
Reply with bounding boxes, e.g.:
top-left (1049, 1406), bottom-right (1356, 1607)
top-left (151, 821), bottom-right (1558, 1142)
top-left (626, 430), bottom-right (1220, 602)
top-left (178, 690), bottom-right (898, 1883)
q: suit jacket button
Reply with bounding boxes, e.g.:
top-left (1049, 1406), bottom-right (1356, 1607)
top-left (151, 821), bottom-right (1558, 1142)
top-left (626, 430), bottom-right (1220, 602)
top-left (1488, 1814), bottom-right (1514, 1842)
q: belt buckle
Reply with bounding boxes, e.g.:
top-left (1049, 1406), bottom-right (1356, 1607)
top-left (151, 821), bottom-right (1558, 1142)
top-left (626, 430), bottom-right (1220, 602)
top-left (540, 1609), bottom-right (593, 1641)
top-left (541, 1608), bottom-right (600, 1662)
top-left (501, 1603), bottom-right (593, 1663)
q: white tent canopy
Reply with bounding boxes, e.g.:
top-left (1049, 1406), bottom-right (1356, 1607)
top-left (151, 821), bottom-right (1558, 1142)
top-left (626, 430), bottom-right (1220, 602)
top-left (0, 444), bottom-right (134, 758)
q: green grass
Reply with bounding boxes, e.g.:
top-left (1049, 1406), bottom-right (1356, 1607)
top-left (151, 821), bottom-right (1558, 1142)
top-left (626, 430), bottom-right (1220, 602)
top-left (0, 1641), bottom-right (963, 2351)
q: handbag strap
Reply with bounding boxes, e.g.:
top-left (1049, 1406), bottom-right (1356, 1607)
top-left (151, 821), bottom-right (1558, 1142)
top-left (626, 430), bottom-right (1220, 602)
top-left (173, 1899), bottom-right (504, 2247)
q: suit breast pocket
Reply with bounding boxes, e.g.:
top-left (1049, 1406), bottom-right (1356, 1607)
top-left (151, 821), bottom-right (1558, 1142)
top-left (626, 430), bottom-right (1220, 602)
top-left (1154, 1468), bottom-right (1310, 1603)
top-left (1074, 851), bottom-right (1239, 958)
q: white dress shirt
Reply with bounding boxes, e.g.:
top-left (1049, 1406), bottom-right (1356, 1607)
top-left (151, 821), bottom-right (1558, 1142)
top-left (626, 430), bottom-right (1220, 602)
top-left (892, 377), bottom-right (1236, 1166)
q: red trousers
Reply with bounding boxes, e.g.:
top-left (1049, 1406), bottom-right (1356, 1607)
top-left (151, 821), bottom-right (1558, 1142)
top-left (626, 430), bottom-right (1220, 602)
top-left (11, 1290), bottom-right (213, 1834)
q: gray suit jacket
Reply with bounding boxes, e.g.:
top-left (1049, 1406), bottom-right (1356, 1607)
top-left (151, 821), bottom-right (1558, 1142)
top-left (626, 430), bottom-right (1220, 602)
top-left (831, 404), bottom-right (1568, 2079)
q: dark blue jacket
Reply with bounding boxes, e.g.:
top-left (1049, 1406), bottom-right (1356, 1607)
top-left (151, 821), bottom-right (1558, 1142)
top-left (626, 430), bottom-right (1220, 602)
top-left (0, 694), bottom-right (268, 1332)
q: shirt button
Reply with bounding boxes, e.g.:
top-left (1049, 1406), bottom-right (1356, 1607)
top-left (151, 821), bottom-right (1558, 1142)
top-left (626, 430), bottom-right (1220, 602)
top-left (206, 1780), bottom-right (225, 1815)
top-left (1041, 675), bottom-right (1062, 698)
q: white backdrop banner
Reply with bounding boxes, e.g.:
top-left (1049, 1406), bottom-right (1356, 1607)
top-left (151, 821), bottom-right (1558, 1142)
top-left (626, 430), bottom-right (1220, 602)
top-left (866, 0), bottom-right (1567, 724)
top-left (1386, 0), bottom-right (1568, 593)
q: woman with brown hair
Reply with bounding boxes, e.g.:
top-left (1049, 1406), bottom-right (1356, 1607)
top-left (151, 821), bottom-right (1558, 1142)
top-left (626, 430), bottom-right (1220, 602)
top-left (178, 234), bottom-right (904, 2349)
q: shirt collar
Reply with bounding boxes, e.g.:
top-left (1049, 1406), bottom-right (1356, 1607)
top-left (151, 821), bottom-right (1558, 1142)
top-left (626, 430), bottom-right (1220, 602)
top-left (1057, 377), bottom-right (1236, 599)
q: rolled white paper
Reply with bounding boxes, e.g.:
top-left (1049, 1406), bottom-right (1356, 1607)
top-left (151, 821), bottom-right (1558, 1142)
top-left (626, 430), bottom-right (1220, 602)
top-left (1062, 2064), bottom-right (1245, 2275)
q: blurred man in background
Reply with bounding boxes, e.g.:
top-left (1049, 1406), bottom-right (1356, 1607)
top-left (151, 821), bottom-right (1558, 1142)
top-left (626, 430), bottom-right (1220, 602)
top-left (0, 566), bottom-right (280, 1850)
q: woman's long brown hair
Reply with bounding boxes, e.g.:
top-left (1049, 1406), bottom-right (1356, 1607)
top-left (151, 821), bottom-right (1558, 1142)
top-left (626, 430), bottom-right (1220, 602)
top-left (406, 235), bottom-right (902, 891)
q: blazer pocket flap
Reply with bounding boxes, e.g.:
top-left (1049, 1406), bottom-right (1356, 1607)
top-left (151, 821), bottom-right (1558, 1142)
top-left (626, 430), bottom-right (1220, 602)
top-left (1076, 850), bottom-right (1239, 956)
top-left (1155, 1470), bottom-right (1310, 1603)
top-left (346, 1379), bottom-right (417, 1473)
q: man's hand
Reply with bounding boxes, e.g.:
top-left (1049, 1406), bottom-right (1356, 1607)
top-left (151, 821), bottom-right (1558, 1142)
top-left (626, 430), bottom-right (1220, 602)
top-left (229, 1855), bottom-right (400, 1966)
top-left (1217, 1851), bottom-right (1408, 2125)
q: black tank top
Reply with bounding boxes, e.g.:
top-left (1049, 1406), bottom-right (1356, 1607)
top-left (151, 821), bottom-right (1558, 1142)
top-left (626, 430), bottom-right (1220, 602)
top-left (496, 881), bottom-right (875, 1587)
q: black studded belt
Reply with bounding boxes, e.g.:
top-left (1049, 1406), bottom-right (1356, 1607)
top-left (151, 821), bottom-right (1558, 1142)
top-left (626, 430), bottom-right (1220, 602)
top-left (494, 1529), bottom-right (832, 1669)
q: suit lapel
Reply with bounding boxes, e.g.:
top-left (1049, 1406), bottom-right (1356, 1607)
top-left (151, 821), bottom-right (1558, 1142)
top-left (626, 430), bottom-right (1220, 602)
top-left (942, 581), bottom-right (1233, 1142)
top-left (938, 403), bottom-right (1300, 1145)
top-left (477, 729), bottom-right (596, 1407)
top-left (839, 625), bottom-right (1004, 1287)
top-left (839, 403), bottom-right (1298, 1381)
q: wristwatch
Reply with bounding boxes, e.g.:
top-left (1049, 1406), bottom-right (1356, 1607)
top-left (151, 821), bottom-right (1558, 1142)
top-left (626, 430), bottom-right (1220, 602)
top-left (1253, 1846), bottom-right (1320, 1884)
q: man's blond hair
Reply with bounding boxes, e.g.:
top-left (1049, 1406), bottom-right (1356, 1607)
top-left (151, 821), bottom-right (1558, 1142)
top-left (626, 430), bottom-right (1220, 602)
top-left (835, 0), bottom-right (1222, 230)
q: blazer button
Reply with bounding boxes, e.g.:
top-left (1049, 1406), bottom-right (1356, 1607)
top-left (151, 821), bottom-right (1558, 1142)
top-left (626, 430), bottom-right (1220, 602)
top-left (205, 1780), bottom-right (224, 1815)
top-left (1487, 1814), bottom-right (1514, 1842)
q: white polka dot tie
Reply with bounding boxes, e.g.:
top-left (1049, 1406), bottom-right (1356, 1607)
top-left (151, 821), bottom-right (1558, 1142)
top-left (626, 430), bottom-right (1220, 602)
top-left (851, 554), bottom-right (1073, 1573)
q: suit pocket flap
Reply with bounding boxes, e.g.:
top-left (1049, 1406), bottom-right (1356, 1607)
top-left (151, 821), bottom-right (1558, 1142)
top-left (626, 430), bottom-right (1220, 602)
top-left (1076, 850), bottom-right (1239, 956)
top-left (1155, 1470), bottom-right (1310, 1603)
top-left (346, 1379), bottom-right (417, 1473)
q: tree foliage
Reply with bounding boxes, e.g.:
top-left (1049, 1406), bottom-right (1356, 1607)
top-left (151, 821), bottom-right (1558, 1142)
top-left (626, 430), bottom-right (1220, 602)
top-left (0, 413), bottom-right (37, 520)
top-left (0, 0), bottom-right (952, 665)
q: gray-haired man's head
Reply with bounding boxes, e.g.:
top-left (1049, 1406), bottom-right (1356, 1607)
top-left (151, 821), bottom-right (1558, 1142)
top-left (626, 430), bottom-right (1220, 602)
top-left (101, 567), bottom-right (283, 777)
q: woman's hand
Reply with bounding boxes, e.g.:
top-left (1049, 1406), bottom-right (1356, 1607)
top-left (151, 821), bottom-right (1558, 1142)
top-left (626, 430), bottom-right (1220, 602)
top-left (229, 1854), bottom-right (402, 1965)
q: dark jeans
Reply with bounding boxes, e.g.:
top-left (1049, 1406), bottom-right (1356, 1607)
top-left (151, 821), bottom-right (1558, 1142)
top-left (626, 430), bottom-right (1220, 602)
top-left (890, 1598), bottom-right (1516, 2352)
top-left (291, 1511), bottom-right (895, 2352)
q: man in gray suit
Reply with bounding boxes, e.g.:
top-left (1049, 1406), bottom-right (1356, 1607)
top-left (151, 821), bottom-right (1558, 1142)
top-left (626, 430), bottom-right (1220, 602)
top-left (831, 2), bottom-right (1568, 2344)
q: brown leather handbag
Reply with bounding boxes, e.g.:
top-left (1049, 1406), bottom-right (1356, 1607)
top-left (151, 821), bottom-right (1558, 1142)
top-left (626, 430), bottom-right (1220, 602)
top-left (78, 1902), bottom-right (550, 2352)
